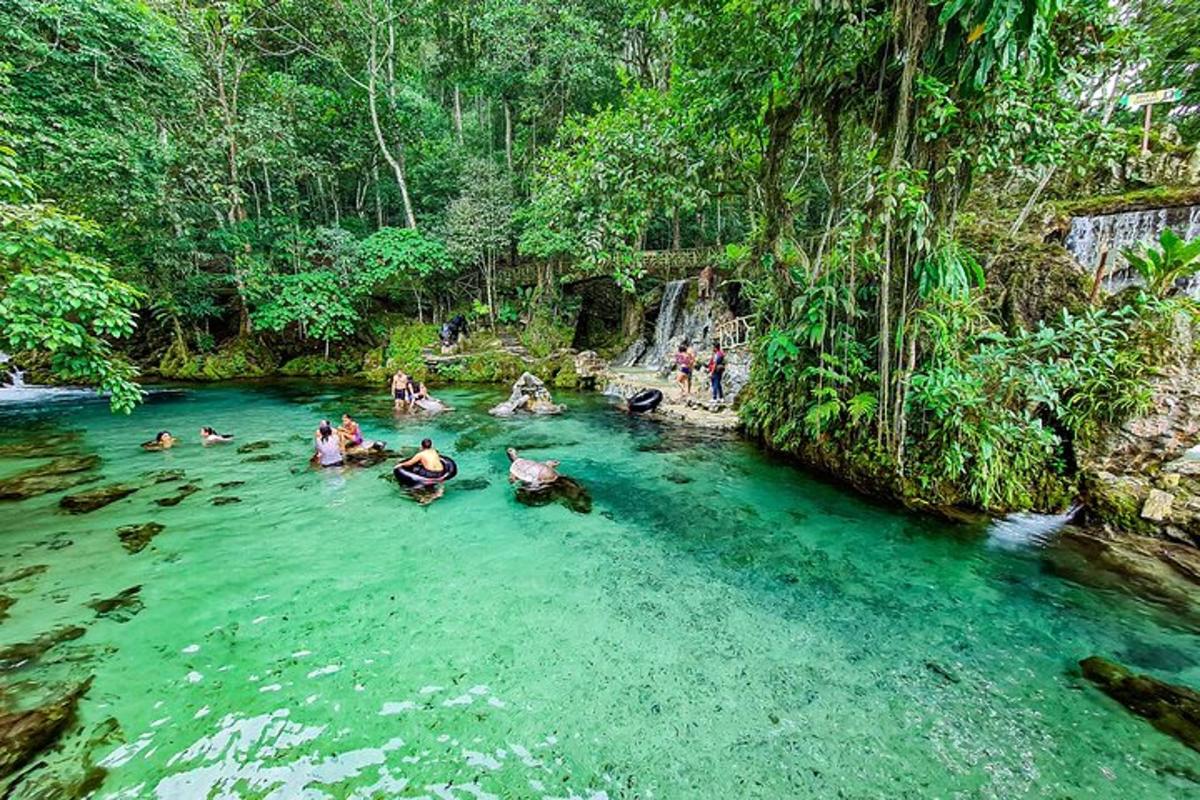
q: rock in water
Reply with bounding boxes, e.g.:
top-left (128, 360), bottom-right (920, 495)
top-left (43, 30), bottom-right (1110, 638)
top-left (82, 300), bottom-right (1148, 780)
top-left (155, 483), bottom-right (201, 507)
top-left (59, 483), bottom-right (139, 513)
top-left (115, 523), bottom-right (165, 554)
top-left (1080, 655), bottom-right (1200, 752)
top-left (211, 496), bottom-right (241, 506)
top-left (514, 476), bottom-right (592, 514)
top-left (0, 456), bottom-right (101, 502)
top-left (0, 678), bottom-right (93, 781)
top-left (87, 586), bottom-right (143, 622)
top-left (489, 372), bottom-right (565, 417)
top-left (507, 448), bottom-right (560, 486)
top-left (236, 440), bottom-right (272, 454)
top-left (0, 626), bottom-right (87, 671)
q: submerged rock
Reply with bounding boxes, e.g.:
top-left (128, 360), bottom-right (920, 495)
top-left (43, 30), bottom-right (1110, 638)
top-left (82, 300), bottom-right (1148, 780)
top-left (142, 469), bottom-right (185, 485)
top-left (236, 440), bottom-right (272, 453)
top-left (342, 446), bottom-right (401, 468)
top-left (0, 596), bottom-right (12, 623)
top-left (241, 453), bottom-right (282, 463)
top-left (59, 483), bottom-right (139, 514)
top-left (0, 677), bottom-right (93, 782)
top-left (0, 626), bottom-right (87, 671)
top-left (514, 476), bottom-right (592, 514)
top-left (211, 496), bottom-right (241, 506)
top-left (0, 565), bottom-right (48, 586)
top-left (489, 372), bottom-right (565, 417)
top-left (215, 480), bottom-right (245, 489)
top-left (87, 586), bottom-right (143, 622)
top-left (0, 456), bottom-right (101, 502)
top-left (115, 523), bottom-right (165, 554)
top-left (155, 483), bottom-right (201, 507)
top-left (456, 477), bottom-right (491, 491)
top-left (1080, 655), bottom-right (1200, 752)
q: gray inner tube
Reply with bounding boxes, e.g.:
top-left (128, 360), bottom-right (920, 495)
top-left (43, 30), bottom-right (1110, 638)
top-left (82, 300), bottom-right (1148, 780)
top-left (628, 389), bottom-right (663, 413)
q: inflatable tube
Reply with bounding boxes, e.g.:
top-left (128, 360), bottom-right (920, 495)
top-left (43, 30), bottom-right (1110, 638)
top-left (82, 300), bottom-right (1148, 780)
top-left (628, 389), bottom-right (663, 414)
top-left (394, 456), bottom-right (458, 487)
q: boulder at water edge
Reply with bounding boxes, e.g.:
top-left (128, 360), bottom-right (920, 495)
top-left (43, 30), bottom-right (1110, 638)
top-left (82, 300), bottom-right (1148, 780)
top-left (489, 372), bottom-right (565, 417)
top-left (1080, 655), bottom-right (1200, 752)
top-left (59, 483), bottom-right (139, 513)
top-left (0, 678), bottom-right (93, 781)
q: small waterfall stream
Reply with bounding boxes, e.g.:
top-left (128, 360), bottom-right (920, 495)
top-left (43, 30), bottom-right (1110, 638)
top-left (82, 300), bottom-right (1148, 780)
top-left (646, 280), bottom-right (689, 367)
top-left (1064, 205), bottom-right (1200, 294)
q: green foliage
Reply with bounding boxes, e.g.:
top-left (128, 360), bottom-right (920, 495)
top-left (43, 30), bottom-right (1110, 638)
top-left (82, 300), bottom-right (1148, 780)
top-left (0, 142), bottom-right (142, 411)
top-left (1122, 230), bottom-right (1200, 297)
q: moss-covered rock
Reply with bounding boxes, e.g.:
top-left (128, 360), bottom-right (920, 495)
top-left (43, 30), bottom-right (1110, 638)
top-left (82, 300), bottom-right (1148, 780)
top-left (1080, 655), bottom-right (1200, 753)
top-left (432, 350), bottom-right (528, 384)
top-left (361, 322), bottom-right (438, 384)
top-left (280, 355), bottom-right (343, 377)
top-left (159, 337), bottom-right (278, 381)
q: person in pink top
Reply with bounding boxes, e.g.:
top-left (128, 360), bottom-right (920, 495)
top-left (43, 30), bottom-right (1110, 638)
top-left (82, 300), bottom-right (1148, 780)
top-left (673, 342), bottom-right (695, 400)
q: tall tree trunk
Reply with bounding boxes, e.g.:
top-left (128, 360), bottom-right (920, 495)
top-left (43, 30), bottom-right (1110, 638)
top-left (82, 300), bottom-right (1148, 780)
top-left (453, 84), bottom-right (464, 144)
top-left (504, 99), bottom-right (514, 172)
top-left (672, 207), bottom-right (682, 250)
top-left (367, 23), bottom-right (418, 229)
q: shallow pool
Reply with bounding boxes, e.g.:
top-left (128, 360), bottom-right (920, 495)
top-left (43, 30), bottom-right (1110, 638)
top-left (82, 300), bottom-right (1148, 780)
top-left (1, 383), bottom-right (1198, 798)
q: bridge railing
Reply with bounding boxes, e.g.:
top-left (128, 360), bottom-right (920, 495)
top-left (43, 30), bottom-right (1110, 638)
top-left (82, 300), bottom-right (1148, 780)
top-left (495, 248), bottom-right (718, 289)
top-left (715, 315), bottom-right (754, 351)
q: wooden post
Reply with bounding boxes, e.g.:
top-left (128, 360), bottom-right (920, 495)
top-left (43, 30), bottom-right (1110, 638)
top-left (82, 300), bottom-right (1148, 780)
top-left (1090, 240), bottom-right (1111, 304)
top-left (1142, 104), bottom-right (1153, 154)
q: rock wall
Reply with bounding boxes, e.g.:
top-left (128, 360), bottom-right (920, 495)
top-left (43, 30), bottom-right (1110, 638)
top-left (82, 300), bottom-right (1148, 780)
top-left (1083, 321), bottom-right (1200, 547)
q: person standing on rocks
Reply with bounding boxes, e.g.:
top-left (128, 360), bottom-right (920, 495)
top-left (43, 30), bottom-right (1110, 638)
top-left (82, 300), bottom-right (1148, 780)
top-left (698, 264), bottom-right (715, 300)
top-left (707, 341), bottom-right (726, 403)
top-left (674, 343), bottom-right (695, 400)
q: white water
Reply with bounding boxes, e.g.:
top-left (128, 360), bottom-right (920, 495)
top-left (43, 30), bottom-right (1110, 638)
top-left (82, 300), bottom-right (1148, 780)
top-left (1064, 205), bottom-right (1200, 294)
top-left (986, 507), bottom-right (1080, 551)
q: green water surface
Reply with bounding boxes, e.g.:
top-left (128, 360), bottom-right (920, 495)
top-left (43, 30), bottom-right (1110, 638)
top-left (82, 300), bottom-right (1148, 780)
top-left (1, 383), bottom-right (1199, 799)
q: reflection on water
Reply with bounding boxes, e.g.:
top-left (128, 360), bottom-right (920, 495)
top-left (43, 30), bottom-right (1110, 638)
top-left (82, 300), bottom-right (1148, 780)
top-left (0, 382), bottom-right (1198, 798)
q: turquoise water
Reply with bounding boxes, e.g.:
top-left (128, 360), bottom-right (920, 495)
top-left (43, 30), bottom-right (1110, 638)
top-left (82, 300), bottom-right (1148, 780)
top-left (1, 383), bottom-right (1199, 798)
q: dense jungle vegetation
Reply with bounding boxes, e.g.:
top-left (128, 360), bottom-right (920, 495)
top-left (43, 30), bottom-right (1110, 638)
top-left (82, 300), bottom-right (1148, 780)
top-left (2, 0), bottom-right (1199, 513)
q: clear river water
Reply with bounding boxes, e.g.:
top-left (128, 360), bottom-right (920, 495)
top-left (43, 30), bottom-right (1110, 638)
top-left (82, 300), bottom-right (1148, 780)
top-left (1, 382), bottom-right (1199, 799)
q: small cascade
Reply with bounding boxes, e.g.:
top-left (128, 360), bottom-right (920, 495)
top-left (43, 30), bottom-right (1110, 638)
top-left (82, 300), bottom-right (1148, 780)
top-left (7, 366), bottom-right (25, 389)
top-left (986, 505), bottom-right (1081, 550)
top-left (1064, 205), bottom-right (1200, 294)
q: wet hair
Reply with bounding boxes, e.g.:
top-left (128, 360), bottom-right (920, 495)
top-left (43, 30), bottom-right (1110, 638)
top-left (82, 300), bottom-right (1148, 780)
top-left (155, 431), bottom-right (170, 442)
top-left (678, 344), bottom-right (687, 352)
top-left (421, 438), bottom-right (432, 449)
top-left (319, 424), bottom-right (334, 442)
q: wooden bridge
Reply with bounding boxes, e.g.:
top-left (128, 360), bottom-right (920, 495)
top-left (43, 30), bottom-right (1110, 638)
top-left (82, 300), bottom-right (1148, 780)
top-left (496, 248), bottom-right (718, 289)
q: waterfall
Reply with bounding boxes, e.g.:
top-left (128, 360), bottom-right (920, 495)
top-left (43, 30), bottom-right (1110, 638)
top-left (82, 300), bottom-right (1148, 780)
top-left (646, 280), bottom-right (689, 367)
top-left (7, 367), bottom-right (24, 389)
top-left (1064, 205), bottom-right (1200, 295)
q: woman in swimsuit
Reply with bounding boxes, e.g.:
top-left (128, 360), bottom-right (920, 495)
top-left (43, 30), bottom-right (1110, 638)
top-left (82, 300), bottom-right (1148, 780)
top-left (674, 343), bottom-right (695, 400)
top-left (199, 426), bottom-right (234, 444)
top-left (338, 414), bottom-right (364, 448)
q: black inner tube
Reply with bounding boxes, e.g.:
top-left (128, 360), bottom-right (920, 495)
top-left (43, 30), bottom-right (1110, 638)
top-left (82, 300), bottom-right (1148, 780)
top-left (394, 456), bottom-right (458, 486)
top-left (628, 389), bottom-right (663, 413)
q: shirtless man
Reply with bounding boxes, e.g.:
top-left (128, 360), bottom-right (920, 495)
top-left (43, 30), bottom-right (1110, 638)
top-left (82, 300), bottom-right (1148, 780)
top-left (397, 438), bottom-right (445, 477)
top-left (391, 369), bottom-right (411, 409)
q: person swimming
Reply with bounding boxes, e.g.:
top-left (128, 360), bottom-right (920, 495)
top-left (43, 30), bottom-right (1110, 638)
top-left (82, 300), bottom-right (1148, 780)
top-left (314, 422), bottom-right (344, 467)
top-left (337, 414), bottom-right (364, 448)
top-left (141, 431), bottom-right (176, 451)
top-left (199, 426), bottom-right (234, 444)
top-left (396, 438), bottom-right (445, 477)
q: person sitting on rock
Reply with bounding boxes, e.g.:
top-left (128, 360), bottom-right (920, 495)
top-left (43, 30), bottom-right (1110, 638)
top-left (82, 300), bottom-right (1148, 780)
top-left (142, 431), bottom-right (177, 451)
top-left (397, 438), bottom-right (445, 477)
top-left (199, 426), bottom-right (234, 444)
top-left (337, 414), bottom-right (364, 448)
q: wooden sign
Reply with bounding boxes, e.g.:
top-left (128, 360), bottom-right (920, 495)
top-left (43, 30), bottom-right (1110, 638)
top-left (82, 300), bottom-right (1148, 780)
top-left (1120, 88), bottom-right (1184, 153)
top-left (1121, 88), bottom-right (1183, 109)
